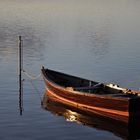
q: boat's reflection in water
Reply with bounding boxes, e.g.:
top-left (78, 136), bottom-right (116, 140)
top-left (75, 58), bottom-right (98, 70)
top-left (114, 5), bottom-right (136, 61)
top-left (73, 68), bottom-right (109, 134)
top-left (42, 92), bottom-right (140, 140)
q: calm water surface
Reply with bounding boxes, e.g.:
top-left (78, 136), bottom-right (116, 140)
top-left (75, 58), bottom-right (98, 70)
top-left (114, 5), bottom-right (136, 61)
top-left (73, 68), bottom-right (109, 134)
top-left (0, 0), bottom-right (140, 139)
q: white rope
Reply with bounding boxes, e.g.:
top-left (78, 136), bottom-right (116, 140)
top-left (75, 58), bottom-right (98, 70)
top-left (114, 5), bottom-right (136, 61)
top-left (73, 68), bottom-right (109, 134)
top-left (22, 69), bottom-right (42, 80)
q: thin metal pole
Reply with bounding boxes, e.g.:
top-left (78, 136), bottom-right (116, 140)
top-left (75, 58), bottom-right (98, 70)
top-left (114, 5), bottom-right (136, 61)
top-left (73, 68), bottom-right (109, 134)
top-left (19, 36), bottom-right (23, 115)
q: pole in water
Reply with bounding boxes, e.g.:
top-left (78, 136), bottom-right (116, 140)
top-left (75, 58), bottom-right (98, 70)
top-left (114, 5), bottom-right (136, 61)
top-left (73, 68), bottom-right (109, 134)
top-left (19, 36), bottom-right (23, 115)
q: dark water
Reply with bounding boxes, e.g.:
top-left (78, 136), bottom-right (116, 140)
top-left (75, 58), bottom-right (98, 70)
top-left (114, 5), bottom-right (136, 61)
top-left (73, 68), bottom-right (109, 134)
top-left (1, 0), bottom-right (140, 139)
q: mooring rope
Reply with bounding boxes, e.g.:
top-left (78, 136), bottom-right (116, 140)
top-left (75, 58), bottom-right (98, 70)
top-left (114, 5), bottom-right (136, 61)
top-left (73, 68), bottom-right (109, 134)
top-left (22, 69), bottom-right (43, 102)
top-left (22, 69), bottom-right (42, 80)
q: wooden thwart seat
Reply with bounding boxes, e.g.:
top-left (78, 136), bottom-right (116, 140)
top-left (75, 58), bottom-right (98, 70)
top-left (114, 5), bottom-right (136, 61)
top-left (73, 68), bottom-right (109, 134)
top-left (74, 83), bottom-right (103, 91)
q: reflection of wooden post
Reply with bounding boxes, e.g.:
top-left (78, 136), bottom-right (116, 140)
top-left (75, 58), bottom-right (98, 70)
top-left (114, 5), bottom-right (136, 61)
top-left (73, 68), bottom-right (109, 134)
top-left (19, 36), bottom-right (23, 115)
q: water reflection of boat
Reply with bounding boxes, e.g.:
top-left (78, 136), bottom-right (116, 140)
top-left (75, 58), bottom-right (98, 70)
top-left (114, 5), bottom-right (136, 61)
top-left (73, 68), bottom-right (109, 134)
top-left (42, 93), bottom-right (140, 140)
top-left (41, 67), bottom-right (140, 124)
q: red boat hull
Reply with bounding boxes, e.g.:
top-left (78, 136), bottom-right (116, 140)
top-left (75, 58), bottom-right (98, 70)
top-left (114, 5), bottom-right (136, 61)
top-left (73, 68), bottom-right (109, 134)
top-left (45, 79), bottom-right (129, 123)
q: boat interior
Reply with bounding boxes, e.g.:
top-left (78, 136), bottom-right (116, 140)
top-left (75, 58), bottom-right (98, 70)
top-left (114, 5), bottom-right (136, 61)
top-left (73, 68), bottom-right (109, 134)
top-left (45, 69), bottom-right (138, 98)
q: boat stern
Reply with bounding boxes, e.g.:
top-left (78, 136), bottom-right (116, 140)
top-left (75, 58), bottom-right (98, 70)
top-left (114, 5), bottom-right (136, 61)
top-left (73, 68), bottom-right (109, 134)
top-left (129, 97), bottom-right (140, 123)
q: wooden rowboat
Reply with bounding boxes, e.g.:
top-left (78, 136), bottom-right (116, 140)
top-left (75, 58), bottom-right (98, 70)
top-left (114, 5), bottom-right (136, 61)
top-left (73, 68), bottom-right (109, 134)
top-left (41, 66), bottom-right (140, 123)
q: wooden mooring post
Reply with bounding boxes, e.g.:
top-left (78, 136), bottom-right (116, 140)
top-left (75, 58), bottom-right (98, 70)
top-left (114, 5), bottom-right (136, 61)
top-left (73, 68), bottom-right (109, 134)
top-left (18, 36), bottom-right (23, 115)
